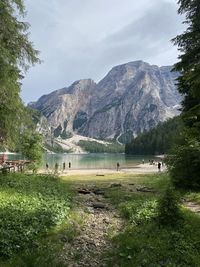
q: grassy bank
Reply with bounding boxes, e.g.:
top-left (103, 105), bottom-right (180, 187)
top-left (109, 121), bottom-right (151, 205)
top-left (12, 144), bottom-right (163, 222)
top-left (107, 211), bottom-right (200, 267)
top-left (1, 172), bottom-right (200, 266)
top-left (0, 173), bottom-right (72, 266)
top-left (102, 173), bottom-right (200, 267)
top-left (62, 172), bottom-right (200, 266)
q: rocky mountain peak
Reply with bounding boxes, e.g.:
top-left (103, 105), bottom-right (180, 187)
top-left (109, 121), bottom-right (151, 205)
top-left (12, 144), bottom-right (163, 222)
top-left (30, 60), bottom-right (182, 143)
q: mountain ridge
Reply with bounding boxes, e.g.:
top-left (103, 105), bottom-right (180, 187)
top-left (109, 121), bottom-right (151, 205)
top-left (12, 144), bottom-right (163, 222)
top-left (29, 60), bottom-right (182, 144)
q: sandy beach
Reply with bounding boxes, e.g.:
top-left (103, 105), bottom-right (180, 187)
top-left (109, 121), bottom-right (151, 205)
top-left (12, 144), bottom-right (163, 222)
top-left (41, 163), bottom-right (166, 176)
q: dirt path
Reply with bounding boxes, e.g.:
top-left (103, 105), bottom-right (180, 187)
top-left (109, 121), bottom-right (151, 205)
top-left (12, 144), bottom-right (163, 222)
top-left (61, 184), bottom-right (124, 267)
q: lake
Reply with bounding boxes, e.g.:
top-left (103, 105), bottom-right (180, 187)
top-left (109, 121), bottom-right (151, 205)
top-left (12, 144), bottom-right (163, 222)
top-left (7, 153), bottom-right (157, 170)
top-left (42, 153), bottom-right (156, 170)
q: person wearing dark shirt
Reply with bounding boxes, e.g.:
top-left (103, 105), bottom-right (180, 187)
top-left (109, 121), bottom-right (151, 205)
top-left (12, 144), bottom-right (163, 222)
top-left (158, 162), bottom-right (161, 172)
top-left (63, 162), bottom-right (66, 172)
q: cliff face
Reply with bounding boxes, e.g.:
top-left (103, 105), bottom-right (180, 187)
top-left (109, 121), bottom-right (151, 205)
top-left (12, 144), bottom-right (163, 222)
top-left (30, 79), bottom-right (96, 137)
top-left (30, 61), bottom-right (182, 143)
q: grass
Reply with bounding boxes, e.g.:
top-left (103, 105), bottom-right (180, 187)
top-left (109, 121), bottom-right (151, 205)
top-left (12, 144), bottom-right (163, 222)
top-left (106, 211), bottom-right (200, 267)
top-left (61, 172), bottom-right (170, 186)
top-left (0, 173), bottom-right (73, 265)
top-left (3, 210), bottom-right (87, 267)
top-left (1, 172), bottom-right (200, 266)
top-left (98, 173), bottom-right (200, 267)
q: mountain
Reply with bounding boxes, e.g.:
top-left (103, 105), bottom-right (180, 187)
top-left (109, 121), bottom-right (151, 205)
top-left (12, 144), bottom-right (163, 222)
top-left (29, 60), bottom-right (182, 144)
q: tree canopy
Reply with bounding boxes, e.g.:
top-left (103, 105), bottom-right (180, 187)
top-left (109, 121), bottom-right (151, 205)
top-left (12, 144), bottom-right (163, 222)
top-left (125, 117), bottom-right (183, 155)
top-left (0, 0), bottom-right (40, 149)
top-left (173, 0), bottom-right (200, 131)
top-left (168, 0), bottom-right (200, 189)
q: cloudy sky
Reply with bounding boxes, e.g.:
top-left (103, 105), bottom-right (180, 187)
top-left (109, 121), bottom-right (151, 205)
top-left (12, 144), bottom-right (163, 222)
top-left (21, 0), bottom-right (185, 103)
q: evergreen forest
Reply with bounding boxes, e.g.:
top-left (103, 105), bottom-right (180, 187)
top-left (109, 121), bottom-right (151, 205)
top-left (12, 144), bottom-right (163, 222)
top-left (125, 116), bottom-right (183, 155)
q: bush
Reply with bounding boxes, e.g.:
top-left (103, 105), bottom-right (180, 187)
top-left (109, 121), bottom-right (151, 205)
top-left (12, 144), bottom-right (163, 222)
top-left (20, 132), bottom-right (43, 172)
top-left (120, 199), bottom-right (157, 225)
top-left (167, 138), bottom-right (200, 189)
top-left (157, 187), bottom-right (183, 227)
top-left (0, 174), bottom-right (71, 258)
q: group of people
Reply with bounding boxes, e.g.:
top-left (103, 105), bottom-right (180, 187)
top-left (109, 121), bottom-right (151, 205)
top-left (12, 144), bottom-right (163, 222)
top-left (148, 159), bottom-right (164, 172)
top-left (45, 161), bottom-right (71, 174)
top-left (45, 159), bottom-right (164, 173)
top-left (154, 160), bottom-right (164, 172)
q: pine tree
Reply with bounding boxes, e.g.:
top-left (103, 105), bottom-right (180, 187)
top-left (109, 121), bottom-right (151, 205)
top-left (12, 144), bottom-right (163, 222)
top-left (169, 0), bottom-right (200, 188)
top-left (173, 0), bottom-right (200, 131)
top-left (0, 0), bottom-right (40, 149)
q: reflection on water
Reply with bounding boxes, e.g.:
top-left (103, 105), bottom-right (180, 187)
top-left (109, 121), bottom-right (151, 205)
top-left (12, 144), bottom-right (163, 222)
top-left (7, 153), bottom-right (156, 170)
top-left (42, 153), bottom-right (156, 170)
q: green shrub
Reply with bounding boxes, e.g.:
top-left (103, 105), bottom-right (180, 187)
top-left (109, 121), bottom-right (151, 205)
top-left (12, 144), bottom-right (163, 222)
top-left (19, 132), bottom-right (43, 173)
top-left (157, 187), bottom-right (183, 227)
top-left (167, 138), bottom-right (200, 189)
top-left (0, 174), bottom-right (71, 258)
top-left (120, 199), bottom-right (157, 225)
top-left (107, 212), bottom-right (200, 267)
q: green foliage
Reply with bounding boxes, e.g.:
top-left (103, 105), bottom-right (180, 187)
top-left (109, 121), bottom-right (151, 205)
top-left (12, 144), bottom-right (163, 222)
top-left (5, 211), bottom-right (86, 267)
top-left (120, 199), bottom-right (157, 225)
top-left (0, 0), bottom-right (40, 149)
top-left (107, 212), bottom-right (200, 267)
top-left (167, 137), bottom-right (200, 189)
top-left (105, 173), bottom-right (169, 227)
top-left (78, 140), bottom-right (124, 153)
top-left (173, 0), bottom-right (200, 121)
top-left (45, 141), bottom-right (72, 153)
top-left (118, 130), bottom-right (134, 144)
top-left (0, 173), bottom-right (71, 259)
top-left (125, 116), bottom-right (183, 155)
top-left (157, 187), bottom-right (183, 227)
top-left (5, 243), bottom-right (66, 267)
top-left (104, 174), bottom-right (200, 267)
top-left (168, 0), bottom-right (200, 189)
top-left (19, 132), bottom-right (43, 172)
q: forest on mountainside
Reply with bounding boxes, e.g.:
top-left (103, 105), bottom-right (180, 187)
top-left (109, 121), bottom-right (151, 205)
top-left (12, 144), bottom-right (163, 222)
top-left (125, 116), bottom-right (183, 155)
top-left (78, 140), bottom-right (125, 153)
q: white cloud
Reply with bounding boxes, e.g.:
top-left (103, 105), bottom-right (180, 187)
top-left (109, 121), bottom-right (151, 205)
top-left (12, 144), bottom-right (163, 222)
top-left (21, 0), bottom-right (185, 103)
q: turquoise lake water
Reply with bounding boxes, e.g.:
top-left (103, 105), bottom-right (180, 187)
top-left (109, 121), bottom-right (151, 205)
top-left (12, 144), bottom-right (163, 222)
top-left (8, 153), bottom-right (157, 170)
top-left (42, 153), bottom-right (156, 170)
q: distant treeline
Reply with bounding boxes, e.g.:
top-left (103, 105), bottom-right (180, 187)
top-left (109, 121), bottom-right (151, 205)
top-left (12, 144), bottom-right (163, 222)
top-left (45, 142), bottom-right (72, 153)
top-left (125, 116), bottom-right (183, 155)
top-left (78, 140), bottom-right (125, 153)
